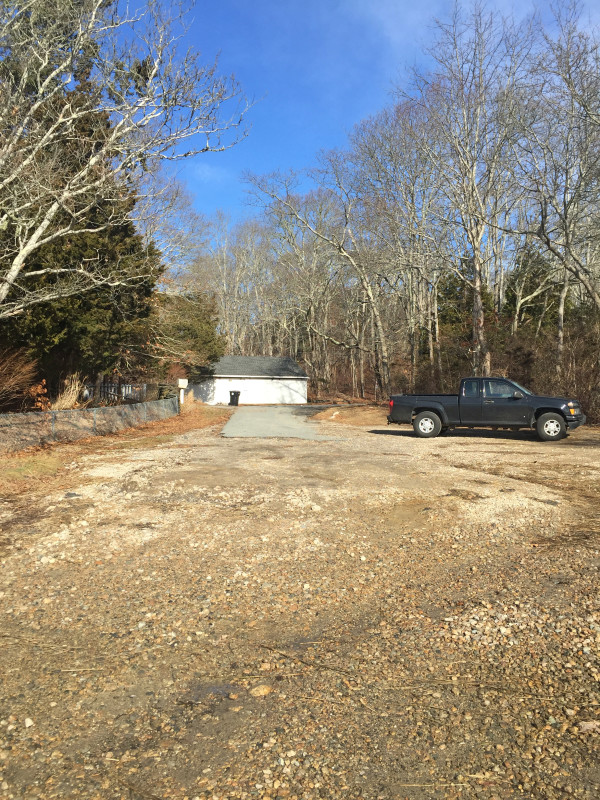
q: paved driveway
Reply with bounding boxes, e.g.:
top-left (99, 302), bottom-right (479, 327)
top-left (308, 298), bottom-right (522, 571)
top-left (221, 405), bottom-right (337, 439)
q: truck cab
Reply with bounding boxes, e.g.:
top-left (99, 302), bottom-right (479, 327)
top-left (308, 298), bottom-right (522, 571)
top-left (460, 377), bottom-right (532, 427)
top-left (387, 377), bottom-right (586, 440)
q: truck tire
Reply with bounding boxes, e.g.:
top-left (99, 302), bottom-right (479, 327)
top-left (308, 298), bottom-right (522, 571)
top-left (413, 411), bottom-right (442, 438)
top-left (536, 412), bottom-right (566, 442)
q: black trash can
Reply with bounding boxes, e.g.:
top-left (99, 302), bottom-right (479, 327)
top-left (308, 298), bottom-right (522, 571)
top-left (229, 390), bottom-right (241, 406)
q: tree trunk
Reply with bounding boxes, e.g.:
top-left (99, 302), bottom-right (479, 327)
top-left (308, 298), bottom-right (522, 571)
top-left (556, 271), bottom-right (569, 381)
top-left (511, 280), bottom-right (524, 336)
top-left (426, 288), bottom-right (435, 387)
top-left (534, 294), bottom-right (549, 339)
top-left (472, 252), bottom-right (491, 377)
top-left (432, 282), bottom-right (443, 389)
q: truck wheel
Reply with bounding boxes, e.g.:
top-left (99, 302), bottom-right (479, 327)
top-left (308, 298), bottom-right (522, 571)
top-left (536, 412), bottom-right (566, 441)
top-left (413, 411), bottom-right (442, 438)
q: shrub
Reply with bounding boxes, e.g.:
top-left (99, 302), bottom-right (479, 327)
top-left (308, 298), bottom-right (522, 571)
top-left (51, 373), bottom-right (87, 410)
top-left (0, 350), bottom-right (40, 411)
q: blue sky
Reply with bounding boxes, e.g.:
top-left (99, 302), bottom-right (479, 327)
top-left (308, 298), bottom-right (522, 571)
top-left (178, 0), bottom-right (590, 222)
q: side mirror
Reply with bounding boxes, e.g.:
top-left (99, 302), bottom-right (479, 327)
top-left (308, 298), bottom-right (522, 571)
top-left (513, 391), bottom-right (524, 399)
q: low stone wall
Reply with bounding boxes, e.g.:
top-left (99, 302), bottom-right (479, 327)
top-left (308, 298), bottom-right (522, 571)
top-left (0, 397), bottom-right (179, 453)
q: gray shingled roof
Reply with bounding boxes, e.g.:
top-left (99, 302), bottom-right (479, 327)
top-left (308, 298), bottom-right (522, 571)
top-left (203, 356), bottom-right (308, 379)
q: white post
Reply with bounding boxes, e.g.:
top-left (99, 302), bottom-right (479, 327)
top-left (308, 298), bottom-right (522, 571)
top-left (177, 378), bottom-right (188, 412)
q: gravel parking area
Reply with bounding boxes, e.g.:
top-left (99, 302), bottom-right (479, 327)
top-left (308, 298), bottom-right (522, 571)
top-left (0, 408), bottom-right (599, 800)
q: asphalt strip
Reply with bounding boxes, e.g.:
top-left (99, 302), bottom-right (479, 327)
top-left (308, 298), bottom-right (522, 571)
top-left (221, 405), bottom-right (338, 440)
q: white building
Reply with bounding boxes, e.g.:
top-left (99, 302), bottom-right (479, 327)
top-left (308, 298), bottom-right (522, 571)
top-left (190, 356), bottom-right (309, 405)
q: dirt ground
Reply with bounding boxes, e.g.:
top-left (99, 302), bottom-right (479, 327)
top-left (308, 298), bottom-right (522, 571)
top-left (0, 405), bottom-right (599, 800)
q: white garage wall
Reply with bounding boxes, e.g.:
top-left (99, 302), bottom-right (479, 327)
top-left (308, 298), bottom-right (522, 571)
top-left (189, 377), bottom-right (308, 405)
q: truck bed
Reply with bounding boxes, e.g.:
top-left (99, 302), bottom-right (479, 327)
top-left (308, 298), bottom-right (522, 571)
top-left (388, 394), bottom-right (459, 425)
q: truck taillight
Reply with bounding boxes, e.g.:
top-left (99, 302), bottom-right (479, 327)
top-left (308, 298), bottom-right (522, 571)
top-left (389, 399), bottom-right (393, 410)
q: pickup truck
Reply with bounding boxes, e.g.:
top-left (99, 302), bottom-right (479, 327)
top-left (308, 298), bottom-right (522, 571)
top-left (387, 377), bottom-right (586, 441)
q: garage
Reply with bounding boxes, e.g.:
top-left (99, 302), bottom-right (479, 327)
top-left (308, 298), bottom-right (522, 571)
top-left (191, 356), bottom-right (309, 405)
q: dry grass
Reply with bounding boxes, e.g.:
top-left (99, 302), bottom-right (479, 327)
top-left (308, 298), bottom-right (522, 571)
top-left (0, 349), bottom-right (38, 410)
top-left (111, 401), bottom-right (233, 441)
top-left (51, 373), bottom-right (87, 410)
top-left (0, 452), bottom-right (63, 485)
top-left (0, 402), bottom-right (233, 497)
top-left (312, 404), bottom-right (388, 427)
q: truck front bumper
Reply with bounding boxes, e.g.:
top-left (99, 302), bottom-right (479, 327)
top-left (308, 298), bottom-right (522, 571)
top-left (567, 414), bottom-right (586, 430)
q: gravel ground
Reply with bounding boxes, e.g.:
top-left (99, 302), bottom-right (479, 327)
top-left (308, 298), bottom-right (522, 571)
top-left (0, 409), bottom-right (599, 800)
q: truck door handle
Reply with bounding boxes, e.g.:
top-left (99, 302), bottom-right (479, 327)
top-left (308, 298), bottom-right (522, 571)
top-left (483, 399), bottom-right (494, 403)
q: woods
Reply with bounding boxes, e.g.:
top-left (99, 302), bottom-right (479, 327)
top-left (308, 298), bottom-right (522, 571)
top-left (0, 0), bottom-right (242, 399)
top-left (190, 3), bottom-right (600, 418)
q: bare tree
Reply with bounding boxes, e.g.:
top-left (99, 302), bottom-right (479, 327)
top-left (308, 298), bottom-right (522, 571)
top-left (348, 102), bottom-right (448, 389)
top-left (186, 1), bottom-right (600, 404)
top-left (267, 190), bottom-right (357, 393)
top-left (0, 0), bottom-right (248, 318)
top-left (249, 165), bottom-right (393, 393)
top-left (404, 5), bottom-right (533, 376)
top-left (137, 172), bottom-right (211, 283)
top-left (192, 216), bottom-right (279, 356)
top-left (510, 1), bottom-right (600, 313)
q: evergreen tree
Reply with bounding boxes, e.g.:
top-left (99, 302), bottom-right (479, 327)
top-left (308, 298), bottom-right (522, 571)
top-left (0, 217), bottom-right (160, 393)
top-left (148, 292), bottom-right (226, 382)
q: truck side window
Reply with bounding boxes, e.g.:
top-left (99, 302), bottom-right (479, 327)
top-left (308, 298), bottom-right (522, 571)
top-left (484, 379), bottom-right (513, 398)
top-left (463, 379), bottom-right (479, 398)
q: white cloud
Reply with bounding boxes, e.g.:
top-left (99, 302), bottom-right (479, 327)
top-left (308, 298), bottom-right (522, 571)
top-left (343, 0), bottom-right (600, 82)
top-left (343, 0), bottom-right (453, 49)
top-left (345, 0), bottom-right (600, 46)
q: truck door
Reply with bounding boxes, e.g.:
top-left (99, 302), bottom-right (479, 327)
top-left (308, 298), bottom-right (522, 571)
top-left (459, 378), bottom-right (482, 424)
top-left (482, 379), bottom-right (529, 426)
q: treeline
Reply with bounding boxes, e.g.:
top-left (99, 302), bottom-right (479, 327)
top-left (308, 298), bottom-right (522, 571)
top-left (192, 3), bottom-right (600, 419)
top-left (0, 0), bottom-right (245, 407)
top-left (3, 1), bottom-right (599, 420)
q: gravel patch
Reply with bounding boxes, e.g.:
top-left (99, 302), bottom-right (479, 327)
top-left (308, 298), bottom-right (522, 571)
top-left (0, 420), bottom-right (599, 799)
